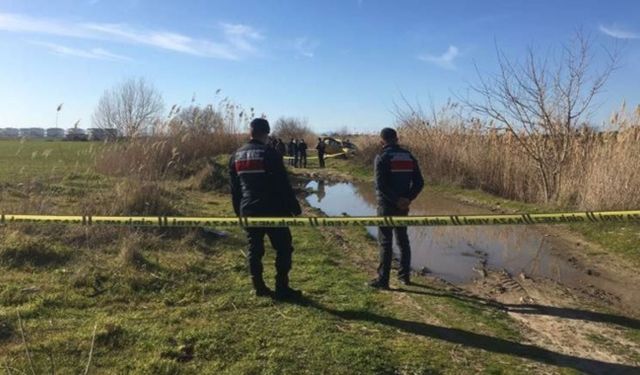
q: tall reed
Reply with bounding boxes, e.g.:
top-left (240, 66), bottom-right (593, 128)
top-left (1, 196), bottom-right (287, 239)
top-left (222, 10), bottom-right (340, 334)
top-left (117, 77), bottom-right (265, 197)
top-left (361, 102), bottom-right (640, 210)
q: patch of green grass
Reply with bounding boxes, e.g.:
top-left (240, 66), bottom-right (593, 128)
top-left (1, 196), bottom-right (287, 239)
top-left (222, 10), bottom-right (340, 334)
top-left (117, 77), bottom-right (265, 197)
top-left (325, 156), bottom-right (373, 181)
top-left (571, 223), bottom-right (640, 267)
top-left (0, 231), bottom-right (73, 268)
top-left (0, 140), bottom-right (102, 181)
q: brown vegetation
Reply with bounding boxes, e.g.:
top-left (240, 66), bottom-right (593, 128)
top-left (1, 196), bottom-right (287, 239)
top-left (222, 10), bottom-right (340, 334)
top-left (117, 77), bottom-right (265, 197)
top-left (394, 101), bottom-right (640, 210)
top-left (96, 101), bottom-right (244, 180)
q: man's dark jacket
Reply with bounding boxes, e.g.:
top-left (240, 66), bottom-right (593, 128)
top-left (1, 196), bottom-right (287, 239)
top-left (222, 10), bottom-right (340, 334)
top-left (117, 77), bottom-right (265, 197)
top-left (374, 144), bottom-right (424, 214)
top-left (229, 139), bottom-right (301, 217)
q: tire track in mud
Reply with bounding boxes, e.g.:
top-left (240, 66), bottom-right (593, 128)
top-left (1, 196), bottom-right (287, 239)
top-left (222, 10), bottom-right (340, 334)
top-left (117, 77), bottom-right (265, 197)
top-left (468, 267), bottom-right (640, 367)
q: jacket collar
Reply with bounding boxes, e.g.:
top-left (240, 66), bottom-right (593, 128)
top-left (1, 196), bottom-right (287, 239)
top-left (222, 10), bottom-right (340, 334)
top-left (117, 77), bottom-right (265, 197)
top-left (382, 143), bottom-right (399, 151)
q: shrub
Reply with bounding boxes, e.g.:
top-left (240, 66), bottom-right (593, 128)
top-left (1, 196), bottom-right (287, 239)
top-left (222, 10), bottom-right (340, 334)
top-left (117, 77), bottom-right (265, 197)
top-left (0, 315), bottom-right (14, 342)
top-left (0, 231), bottom-right (72, 268)
top-left (111, 181), bottom-right (179, 216)
top-left (190, 159), bottom-right (230, 193)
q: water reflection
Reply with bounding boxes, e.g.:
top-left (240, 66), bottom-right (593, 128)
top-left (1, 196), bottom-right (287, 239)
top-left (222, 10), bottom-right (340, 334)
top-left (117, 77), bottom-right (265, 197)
top-left (305, 180), bottom-right (580, 284)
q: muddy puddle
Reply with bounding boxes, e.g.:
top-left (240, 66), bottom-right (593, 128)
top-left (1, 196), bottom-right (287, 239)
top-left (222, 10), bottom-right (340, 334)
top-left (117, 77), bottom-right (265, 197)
top-left (305, 180), bottom-right (584, 285)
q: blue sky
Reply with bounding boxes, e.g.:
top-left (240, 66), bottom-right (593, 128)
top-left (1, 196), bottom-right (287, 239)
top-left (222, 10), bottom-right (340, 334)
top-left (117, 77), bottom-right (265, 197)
top-left (0, 0), bottom-right (639, 132)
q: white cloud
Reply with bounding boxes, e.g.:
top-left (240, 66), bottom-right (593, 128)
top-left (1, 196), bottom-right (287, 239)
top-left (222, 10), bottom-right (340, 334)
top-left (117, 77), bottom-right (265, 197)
top-left (0, 12), bottom-right (90, 38)
top-left (220, 23), bottom-right (263, 54)
top-left (0, 12), bottom-right (263, 60)
top-left (599, 24), bottom-right (639, 39)
top-left (32, 41), bottom-right (131, 61)
top-left (418, 45), bottom-right (460, 70)
top-left (293, 37), bottom-right (318, 58)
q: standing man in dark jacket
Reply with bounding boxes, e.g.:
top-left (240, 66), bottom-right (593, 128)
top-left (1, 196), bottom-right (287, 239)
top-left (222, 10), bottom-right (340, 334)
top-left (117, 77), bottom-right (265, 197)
top-left (369, 128), bottom-right (424, 289)
top-left (298, 139), bottom-right (308, 168)
top-left (276, 138), bottom-right (286, 156)
top-left (288, 139), bottom-right (297, 166)
top-left (315, 138), bottom-right (326, 168)
top-left (229, 118), bottom-right (303, 300)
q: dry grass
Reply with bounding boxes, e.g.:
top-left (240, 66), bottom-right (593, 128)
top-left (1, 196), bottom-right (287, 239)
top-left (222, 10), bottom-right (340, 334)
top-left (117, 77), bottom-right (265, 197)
top-left (97, 101), bottom-right (245, 181)
top-left (359, 103), bottom-right (640, 210)
top-left (96, 132), bottom-right (242, 181)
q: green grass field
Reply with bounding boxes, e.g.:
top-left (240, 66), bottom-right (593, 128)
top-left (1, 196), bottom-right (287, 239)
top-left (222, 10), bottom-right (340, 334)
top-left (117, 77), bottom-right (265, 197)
top-left (0, 140), bottom-right (102, 181)
top-left (0, 140), bottom-right (637, 374)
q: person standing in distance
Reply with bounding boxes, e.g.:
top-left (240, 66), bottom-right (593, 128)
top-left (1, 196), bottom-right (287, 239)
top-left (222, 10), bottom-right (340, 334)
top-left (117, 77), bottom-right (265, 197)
top-left (229, 118), bottom-right (303, 300)
top-left (288, 138), bottom-right (296, 166)
top-left (315, 138), bottom-right (326, 168)
top-left (369, 128), bottom-right (424, 289)
top-left (298, 139), bottom-right (308, 168)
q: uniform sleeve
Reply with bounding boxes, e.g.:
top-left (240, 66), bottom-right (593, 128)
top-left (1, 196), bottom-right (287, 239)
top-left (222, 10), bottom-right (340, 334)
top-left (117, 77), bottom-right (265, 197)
top-left (374, 154), bottom-right (399, 205)
top-left (228, 154), bottom-right (241, 216)
top-left (266, 149), bottom-right (302, 216)
top-left (408, 154), bottom-right (424, 201)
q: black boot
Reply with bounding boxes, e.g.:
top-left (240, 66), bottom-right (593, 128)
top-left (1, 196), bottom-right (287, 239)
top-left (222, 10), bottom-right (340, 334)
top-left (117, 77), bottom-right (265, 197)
top-left (368, 278), bottom-right (389, 290)
top-left (275, 274), bottom-right (302, 301)
top-left (252, 277), bottom-right (273, 297)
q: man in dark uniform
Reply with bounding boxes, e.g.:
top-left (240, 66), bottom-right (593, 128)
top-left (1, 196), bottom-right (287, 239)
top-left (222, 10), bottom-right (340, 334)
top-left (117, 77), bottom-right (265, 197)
top-left (229, 118), bottom-right (303, 300)
top-left (315, 138), bottom-right (326, 168)
top-left (276, 138), bottom-right (286, 156)
top-left (369, 128), bottom-right (424, 289)
top-left (298, 139), bottom-right (308, 168)
top-left (288, 138), bottom-right (297, 166)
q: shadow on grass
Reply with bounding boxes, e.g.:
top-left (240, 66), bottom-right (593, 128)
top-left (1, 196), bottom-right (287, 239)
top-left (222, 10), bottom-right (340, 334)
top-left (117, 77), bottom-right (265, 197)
top-left (398, 282), bottom-right (640, 330)
top-left (288, 295), bottom-right (639, 375)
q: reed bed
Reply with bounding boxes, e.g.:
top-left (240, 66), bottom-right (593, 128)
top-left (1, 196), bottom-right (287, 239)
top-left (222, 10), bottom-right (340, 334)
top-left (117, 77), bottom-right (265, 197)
top-left (357, 104), bottom-right (640, 210)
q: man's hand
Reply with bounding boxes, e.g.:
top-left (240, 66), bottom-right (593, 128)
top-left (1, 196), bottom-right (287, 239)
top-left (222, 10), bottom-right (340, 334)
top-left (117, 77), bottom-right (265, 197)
top-left (397, 197), bottom-right (411, 211)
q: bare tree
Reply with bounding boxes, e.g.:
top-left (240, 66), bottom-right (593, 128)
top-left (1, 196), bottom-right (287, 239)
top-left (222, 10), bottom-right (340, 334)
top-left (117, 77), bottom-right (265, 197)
top-left (464, 32), bottom-right (618, 202)
top-left (272, 117), bottom-right (315, 140)
top-left (169, 105), bottom-right (226, 133)
top-left (93, 78), bottom-right (164, 137)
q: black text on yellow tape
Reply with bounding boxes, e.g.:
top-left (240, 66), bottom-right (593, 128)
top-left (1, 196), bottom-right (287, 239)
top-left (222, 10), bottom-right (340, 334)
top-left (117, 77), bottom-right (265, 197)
top-left (2, 211), bottom-right (640, 228)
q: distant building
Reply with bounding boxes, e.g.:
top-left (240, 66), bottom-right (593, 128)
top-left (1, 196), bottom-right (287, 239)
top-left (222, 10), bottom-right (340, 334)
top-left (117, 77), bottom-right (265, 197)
top-left (2, 128), bottom-right (20, 138)
top-left (46, 128), bottom-right (65, 139)
top-left (65, 128), bottom-right (88, 141)
top-left (19, 128), bottom-right (46, 138)
top-left (87, 127), bottom-right (119, 141)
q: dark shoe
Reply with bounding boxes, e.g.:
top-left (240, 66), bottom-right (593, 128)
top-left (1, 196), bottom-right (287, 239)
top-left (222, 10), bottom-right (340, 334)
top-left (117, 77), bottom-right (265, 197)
top-left (275, 287), bottom-right (303, 301)
top-left (398, 277), bottom-right (411, 286)
top-left (368, 279), bottom-right (389, 290)
top-left (254, 286), bottom-right (273, 297)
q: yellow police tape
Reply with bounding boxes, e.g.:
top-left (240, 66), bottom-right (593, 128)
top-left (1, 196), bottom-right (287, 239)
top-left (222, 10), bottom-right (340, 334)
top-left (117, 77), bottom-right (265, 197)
top-left (283, 152), bottom-right (346, 161)
top-left (1, 211), bottom-right (639, 228)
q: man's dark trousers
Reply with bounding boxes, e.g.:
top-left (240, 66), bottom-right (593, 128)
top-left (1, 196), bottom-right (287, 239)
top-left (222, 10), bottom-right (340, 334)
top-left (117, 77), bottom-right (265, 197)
top-left (318, 152), bottom-right (325, 168)
top-left (377, 207), bottom-right (411, 285)
top-left (245, 227), bottom-right (293, 288)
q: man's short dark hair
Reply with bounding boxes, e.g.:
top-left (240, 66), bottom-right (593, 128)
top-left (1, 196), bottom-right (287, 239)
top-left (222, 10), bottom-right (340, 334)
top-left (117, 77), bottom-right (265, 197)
top-left (250, 118), bottom-right (270, 137)
top-left (380, 127), bottom-right (398, 142)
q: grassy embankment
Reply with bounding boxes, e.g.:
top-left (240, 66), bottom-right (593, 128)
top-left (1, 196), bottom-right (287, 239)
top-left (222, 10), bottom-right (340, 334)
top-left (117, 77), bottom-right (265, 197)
top-left (0, 140), bottom-right (602, 374)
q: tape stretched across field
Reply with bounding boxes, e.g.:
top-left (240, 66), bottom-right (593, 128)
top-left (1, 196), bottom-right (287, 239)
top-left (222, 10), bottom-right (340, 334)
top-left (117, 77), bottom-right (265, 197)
top-left (1, 211), bottom-right (640, 228)
top-left (283, 152), bottom-right (346, 160)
